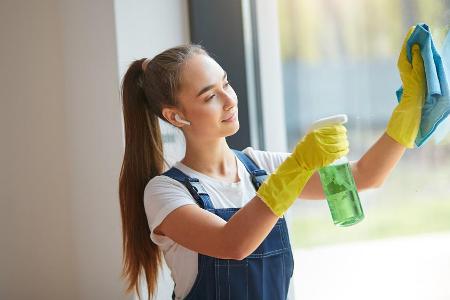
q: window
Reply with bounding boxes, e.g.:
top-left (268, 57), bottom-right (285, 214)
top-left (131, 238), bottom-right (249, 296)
top-left (276, 0), bottom-right (450, 298)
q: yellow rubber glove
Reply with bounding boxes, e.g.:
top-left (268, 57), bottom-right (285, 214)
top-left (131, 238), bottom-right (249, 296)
top-left (256, 125), bottom-right (349, 217)
top-left (386, 26), bottom-right (426, 148)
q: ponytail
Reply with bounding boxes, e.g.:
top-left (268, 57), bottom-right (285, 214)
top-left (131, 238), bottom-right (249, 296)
top-left (119, 58), bottom-right (164, 299)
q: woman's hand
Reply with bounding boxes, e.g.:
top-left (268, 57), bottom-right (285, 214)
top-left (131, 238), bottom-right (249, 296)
top-left (386, 26), bottom-right (426, 148)
top-left (256, 124), bottom-right (349, 216)
top-left (294, 125), bottom-right (349, 170)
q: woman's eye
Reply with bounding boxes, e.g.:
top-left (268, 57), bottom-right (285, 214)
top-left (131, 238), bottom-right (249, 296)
top-left (205, 83), bottom-right (230, 102)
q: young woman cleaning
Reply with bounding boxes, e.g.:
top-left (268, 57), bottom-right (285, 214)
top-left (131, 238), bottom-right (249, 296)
top-left (119, 26), bottom-right (424, 300)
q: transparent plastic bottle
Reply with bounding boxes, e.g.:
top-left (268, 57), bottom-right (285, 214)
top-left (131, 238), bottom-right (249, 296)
top-left (309, 114), bottom-right (365, 227)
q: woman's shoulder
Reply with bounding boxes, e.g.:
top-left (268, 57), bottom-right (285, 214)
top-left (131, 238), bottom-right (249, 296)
top-left (144, 172), bottom-right (197, 221)
top-left (143, 172), bottom-right (198, 239)
top-left (145, 172), bottom-right (190, 195)
top-left (240, 146), bottom-right (291, 173)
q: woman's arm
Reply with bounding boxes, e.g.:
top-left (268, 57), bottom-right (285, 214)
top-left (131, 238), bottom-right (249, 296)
top-left (299, 132), bottom-right (406, 200)
top-left (353, 132), bottom-right (406, 188)
top-left (155, 195), bottom-right (279, 260)
top-left (157, 125), bottom-right (348, 260)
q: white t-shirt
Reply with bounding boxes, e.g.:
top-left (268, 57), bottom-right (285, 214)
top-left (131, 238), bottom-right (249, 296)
top-left (143, 147), bottom-right (293, 299)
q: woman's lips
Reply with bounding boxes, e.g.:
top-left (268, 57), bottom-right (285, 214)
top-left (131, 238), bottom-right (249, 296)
top-left (222, 111), bottom-right (237, 122)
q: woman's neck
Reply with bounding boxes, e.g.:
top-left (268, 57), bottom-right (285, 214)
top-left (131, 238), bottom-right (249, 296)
top-left (181, 139), bottom-right (239, 182)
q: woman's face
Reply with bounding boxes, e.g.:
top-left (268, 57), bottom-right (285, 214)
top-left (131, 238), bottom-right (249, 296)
top-left (175, 54), bottom-right (239, 139)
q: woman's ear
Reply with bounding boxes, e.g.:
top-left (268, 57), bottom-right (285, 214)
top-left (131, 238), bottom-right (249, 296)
top-left (161, 107), bottom-right (177, 126)
top-left (162, 107), bottom-right (190, 127)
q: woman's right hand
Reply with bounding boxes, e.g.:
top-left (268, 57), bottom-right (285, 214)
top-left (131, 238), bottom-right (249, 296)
top-left (293, 124), bottom-right (349, 170)
top-left (256, 124), bottom-right (349, 217)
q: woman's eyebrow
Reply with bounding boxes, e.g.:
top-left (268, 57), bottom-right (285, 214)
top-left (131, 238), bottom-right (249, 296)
top-left (196, 71), bottom-right (227, 97)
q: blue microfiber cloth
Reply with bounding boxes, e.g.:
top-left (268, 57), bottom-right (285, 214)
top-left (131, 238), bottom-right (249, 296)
top-left (433, 28), bottom-right (450, 145)
top-left (396, 23), bottom-right (450, 147)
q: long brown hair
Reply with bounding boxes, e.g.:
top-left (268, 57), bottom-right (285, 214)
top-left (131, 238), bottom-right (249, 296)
top-left (118, 44), bottom-right (208, 299)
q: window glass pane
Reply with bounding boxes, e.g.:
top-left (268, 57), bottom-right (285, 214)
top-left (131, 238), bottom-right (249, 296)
top-left (279, 0), bottom-right (450, 246)
top-left (277, 0), bottom-right (450, 297)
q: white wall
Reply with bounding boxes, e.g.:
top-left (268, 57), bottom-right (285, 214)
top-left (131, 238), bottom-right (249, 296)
top-left (0, 1), bottom-right (78, 299)
top-left (58, 0), bottom-right (127, 299)
top-left (1, 0), bottom-right (189, 299)
top-left (114, 0), bottom-right (190, 77)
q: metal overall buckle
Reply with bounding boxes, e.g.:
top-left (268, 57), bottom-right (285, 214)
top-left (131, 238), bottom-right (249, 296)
top-left (184, 177), bottom-right (208, 201)
top-left (251, 169), bottom-right (268, 190)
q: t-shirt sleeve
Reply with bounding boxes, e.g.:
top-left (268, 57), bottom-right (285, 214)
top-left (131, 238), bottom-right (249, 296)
top-left (242, 146), bottom-right (291, 173)
top-left (143, 175), bottom-right (197, 245)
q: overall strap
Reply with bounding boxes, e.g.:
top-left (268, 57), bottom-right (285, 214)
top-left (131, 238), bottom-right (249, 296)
top-left (162, 149), bottom-right (269, 208)
top-left (162, 167), bottom-right (214, 210)
top-left (231, 149), bottom-right (269, 191)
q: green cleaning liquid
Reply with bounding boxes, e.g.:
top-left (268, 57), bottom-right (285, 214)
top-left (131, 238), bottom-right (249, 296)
top-left (318, 161), bottom-right (364, 227)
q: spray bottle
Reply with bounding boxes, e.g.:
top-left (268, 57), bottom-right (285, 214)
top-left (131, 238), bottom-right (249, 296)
top-left (308, 114), bottom-right (364, 227)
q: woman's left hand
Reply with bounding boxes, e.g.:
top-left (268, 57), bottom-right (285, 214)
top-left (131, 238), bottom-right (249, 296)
top-left (386, 26), bottom-right (426, 148)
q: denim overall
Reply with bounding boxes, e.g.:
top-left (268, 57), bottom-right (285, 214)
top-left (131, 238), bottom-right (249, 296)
top-left (162, 149), bottom-right (294, 300)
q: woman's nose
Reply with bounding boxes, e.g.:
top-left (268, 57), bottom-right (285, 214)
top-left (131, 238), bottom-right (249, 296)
top-left (222, 89), bottom-right (237, 110)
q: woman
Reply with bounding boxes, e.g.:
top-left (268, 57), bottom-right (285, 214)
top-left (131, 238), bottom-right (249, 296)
top-left (119, 26), bottom-right (424, 300)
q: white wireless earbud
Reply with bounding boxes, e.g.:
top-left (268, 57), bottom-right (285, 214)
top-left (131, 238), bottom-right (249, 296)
top-left (175, 114), bottom-right (191, 126)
